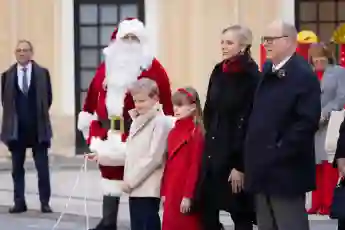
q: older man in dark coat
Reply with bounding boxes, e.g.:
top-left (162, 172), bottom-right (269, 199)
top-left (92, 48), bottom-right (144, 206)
top-left (244, 21), bottom-right (321, 230)
top-left (1, 40), bottom-right (53, 213)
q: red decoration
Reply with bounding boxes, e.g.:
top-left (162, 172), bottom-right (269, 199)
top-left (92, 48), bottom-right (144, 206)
top-left (260, 44), bottom-right (266, 71)
top-left (296, 43), bottom-right (311, 61)
top-left (340, 44), bottom-right (345, 68)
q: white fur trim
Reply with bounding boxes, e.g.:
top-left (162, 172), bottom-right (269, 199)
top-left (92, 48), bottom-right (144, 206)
top-left (101, 178), bottom-right (123, 196)
top-left (140, 55), bottom-right (154, 70)
top-left (77, 111), bottom-right (96, 131)
top-left (117, 19), bottom-right (146, 41)
top-left (89, 137), bottom-right (102, 153)
top-left (106, 89), bottom-right (127, 117)
top-left (90, 134), bottom-right (126, 166)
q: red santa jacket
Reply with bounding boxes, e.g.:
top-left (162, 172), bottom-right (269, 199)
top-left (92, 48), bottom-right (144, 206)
top-left (79, 59), bottom-right (173, 180)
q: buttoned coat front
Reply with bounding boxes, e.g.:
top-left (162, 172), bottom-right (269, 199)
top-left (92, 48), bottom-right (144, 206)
top-left (161, 117), bottom-right (204, 230)
top-left (315, 65), bottom-right (345, 164)
top-left (124, 105), bottom-right (174, 198)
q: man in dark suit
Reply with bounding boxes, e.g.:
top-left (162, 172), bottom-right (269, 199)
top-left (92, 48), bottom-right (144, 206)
top-left (334, 117), bottom-right (345, 230)
top-left (1, 40), bottom-right (53, 213)
top-left (244, 21), bottom-right (321, 230)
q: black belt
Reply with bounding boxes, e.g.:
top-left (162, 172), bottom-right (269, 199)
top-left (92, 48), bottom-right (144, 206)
top-left (98, 118), bottom-right (131, 133)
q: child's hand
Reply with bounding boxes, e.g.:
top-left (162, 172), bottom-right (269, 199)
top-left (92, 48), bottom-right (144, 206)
top-left (180, 197), bottom-right (191, 214)
top-left (122, 183), bottom-right (132, 193)
top-left (85, 152), bottom-right (98, 161)
top-left (160, 196), bottom-right (166, 208)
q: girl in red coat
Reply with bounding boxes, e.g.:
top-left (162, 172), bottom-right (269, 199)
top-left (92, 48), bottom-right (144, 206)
top-left (161, 87), bottom-right (204, 230)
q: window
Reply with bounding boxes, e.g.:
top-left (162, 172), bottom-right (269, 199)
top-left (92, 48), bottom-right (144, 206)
top-left (296, 0), bottom-right (345, 42)
top-left (74, 0), bottom-right (144, 154)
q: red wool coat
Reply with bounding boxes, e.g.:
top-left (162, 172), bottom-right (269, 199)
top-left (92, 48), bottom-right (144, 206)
top-left (80, 59), bottom-right (173, 195)
top-left (161, 117), bottom-right (204, 230)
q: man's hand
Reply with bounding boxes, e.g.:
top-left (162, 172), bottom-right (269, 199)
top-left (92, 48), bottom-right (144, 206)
top-left (180, 197), bottom-right (192, 214)
top-left (337, 158), bottom-right (345, 177)
top-left (122, 183), bottom-right (132, 194)
top-left (228, 168), bottom-right (245, 194)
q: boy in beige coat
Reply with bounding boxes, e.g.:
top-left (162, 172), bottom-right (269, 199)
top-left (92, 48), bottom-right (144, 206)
top-left (95, 78), bottom-right (174, 230)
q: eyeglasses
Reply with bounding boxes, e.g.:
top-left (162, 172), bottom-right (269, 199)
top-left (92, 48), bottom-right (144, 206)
top-left (261, 36), bottom-right (288, 44)
top-left (16, 48), bottom-right (31, 53)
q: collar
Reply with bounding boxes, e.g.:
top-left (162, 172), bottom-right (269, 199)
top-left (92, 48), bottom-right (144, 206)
top-left (272, 55), bottom-right (291, 71)
top-left (128, 103), bottom-right (163, 120)
top-left (17, 61), bottom-right (32, 72)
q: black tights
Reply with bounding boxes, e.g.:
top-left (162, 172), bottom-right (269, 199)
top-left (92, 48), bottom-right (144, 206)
top-left (200, 203), bottom-right (253, 230)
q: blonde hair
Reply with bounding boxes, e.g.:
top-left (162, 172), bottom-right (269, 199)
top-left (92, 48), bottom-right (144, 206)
top-left (308, 42), bottom-right (335, 64)
top-left (172, 87), bottom-right (204, 134)
top-left (222, 25), bottom-right (253, 48)
top-left (128, 78), bottom-right (159, 98)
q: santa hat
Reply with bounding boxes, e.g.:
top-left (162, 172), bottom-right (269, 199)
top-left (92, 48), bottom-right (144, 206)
top-left (116, 18), bottom-right (146, 42)
top-left (109, 18), bottom-right (140, 41)
top-left (110, 27), bottom-right (118, 40)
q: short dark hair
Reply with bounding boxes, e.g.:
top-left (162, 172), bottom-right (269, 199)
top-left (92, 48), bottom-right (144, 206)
top-left (17, 40), bottom-right (34, 52)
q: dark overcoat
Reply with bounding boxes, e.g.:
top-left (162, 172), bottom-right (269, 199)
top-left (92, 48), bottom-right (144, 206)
top-left (334, 116), bottom-right (345, 166)
top-left (197, 54), bottom-right (259, 216)
top-left (1, 61), bottom-right (52, 149)
top-left (244, 54), bottom-right (321, 196)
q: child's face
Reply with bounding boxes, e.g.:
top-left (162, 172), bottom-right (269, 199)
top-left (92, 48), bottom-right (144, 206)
top-left (173, 104), bottom-right (195, 119)
top-left (132, 91), bottom-right (159, 115)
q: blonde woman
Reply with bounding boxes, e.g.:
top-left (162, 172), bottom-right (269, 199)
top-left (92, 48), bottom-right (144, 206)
top-left (196, 25), bottom-right (259, 230)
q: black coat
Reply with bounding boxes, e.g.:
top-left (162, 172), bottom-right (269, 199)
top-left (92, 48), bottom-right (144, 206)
top-left (1, 61), bottom-right (52, 149)
top-left (244, 54), bottom-right (321, 196)
top-left (197, 55), bottom-right (259, 215)
top-left (334, 116), bottom-right (345, 166)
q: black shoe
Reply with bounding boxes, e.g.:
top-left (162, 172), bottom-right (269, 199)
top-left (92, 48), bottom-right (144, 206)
top-left (41, 204), bottom-right (53, 213)
top-left (9, 204), bottom-right (27, 214)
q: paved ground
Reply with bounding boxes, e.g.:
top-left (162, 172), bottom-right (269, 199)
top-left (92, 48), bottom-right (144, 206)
top-left (0, 156), bottom-right (340, 229)
top-left (0, 211), bottom-right (339, 230)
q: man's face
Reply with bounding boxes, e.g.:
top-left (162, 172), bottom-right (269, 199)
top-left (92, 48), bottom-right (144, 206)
top-left (15, 42), bottom-right (33, 65)
top-left (121, 33), bottom-right (140, 44)
top-left (262, 26), bottom-right (290, 61)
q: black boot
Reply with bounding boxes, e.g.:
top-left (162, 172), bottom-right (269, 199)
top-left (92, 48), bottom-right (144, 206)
top-left (102, 195), bottom-right (120, 230)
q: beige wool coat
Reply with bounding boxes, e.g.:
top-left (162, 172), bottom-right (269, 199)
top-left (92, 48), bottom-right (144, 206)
top-left (124, 104), bottom-right (174, 197)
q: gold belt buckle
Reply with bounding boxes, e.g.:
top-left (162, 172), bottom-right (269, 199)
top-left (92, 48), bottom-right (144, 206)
top-left (109, 115), bottom-right (124, 134)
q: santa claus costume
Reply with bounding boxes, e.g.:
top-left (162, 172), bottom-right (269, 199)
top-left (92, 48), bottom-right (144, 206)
top-left (77, 18), bottom-right (173, 230)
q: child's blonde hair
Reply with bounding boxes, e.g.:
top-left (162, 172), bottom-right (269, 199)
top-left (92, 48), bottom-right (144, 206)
top-left (172, 87), bottom-right (204, 134)
top-left (128, 78), bottom-right (159, 98)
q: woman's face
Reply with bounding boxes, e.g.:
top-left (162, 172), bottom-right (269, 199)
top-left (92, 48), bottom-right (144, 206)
top-left (312, 56), bottom-right (328, 71)
top-left (221, 30), bottom-right (242, 60)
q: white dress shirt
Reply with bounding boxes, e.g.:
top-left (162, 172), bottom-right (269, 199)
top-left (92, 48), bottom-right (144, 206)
top-left (17, 62), bottom-right (32, 92)
top-left (272, 56), bottom-right (292, 71)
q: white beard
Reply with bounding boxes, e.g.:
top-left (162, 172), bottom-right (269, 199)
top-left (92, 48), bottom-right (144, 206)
top-left (104, 40), bottom-right (144, 116)
top-left (104, 40), bottom-right (143, 88)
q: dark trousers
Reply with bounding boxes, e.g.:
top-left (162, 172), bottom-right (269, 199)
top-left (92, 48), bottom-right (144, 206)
top-left (96, 196), bottom-right (119, 229)
top-left (255, 194), bottom-right (309, 230)
top-left (11, 144), bottom-right (51, 205)
top-left (129, 197), bottom-right (161, 230)
top-left (339, 219), bottom-right (345, 230)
